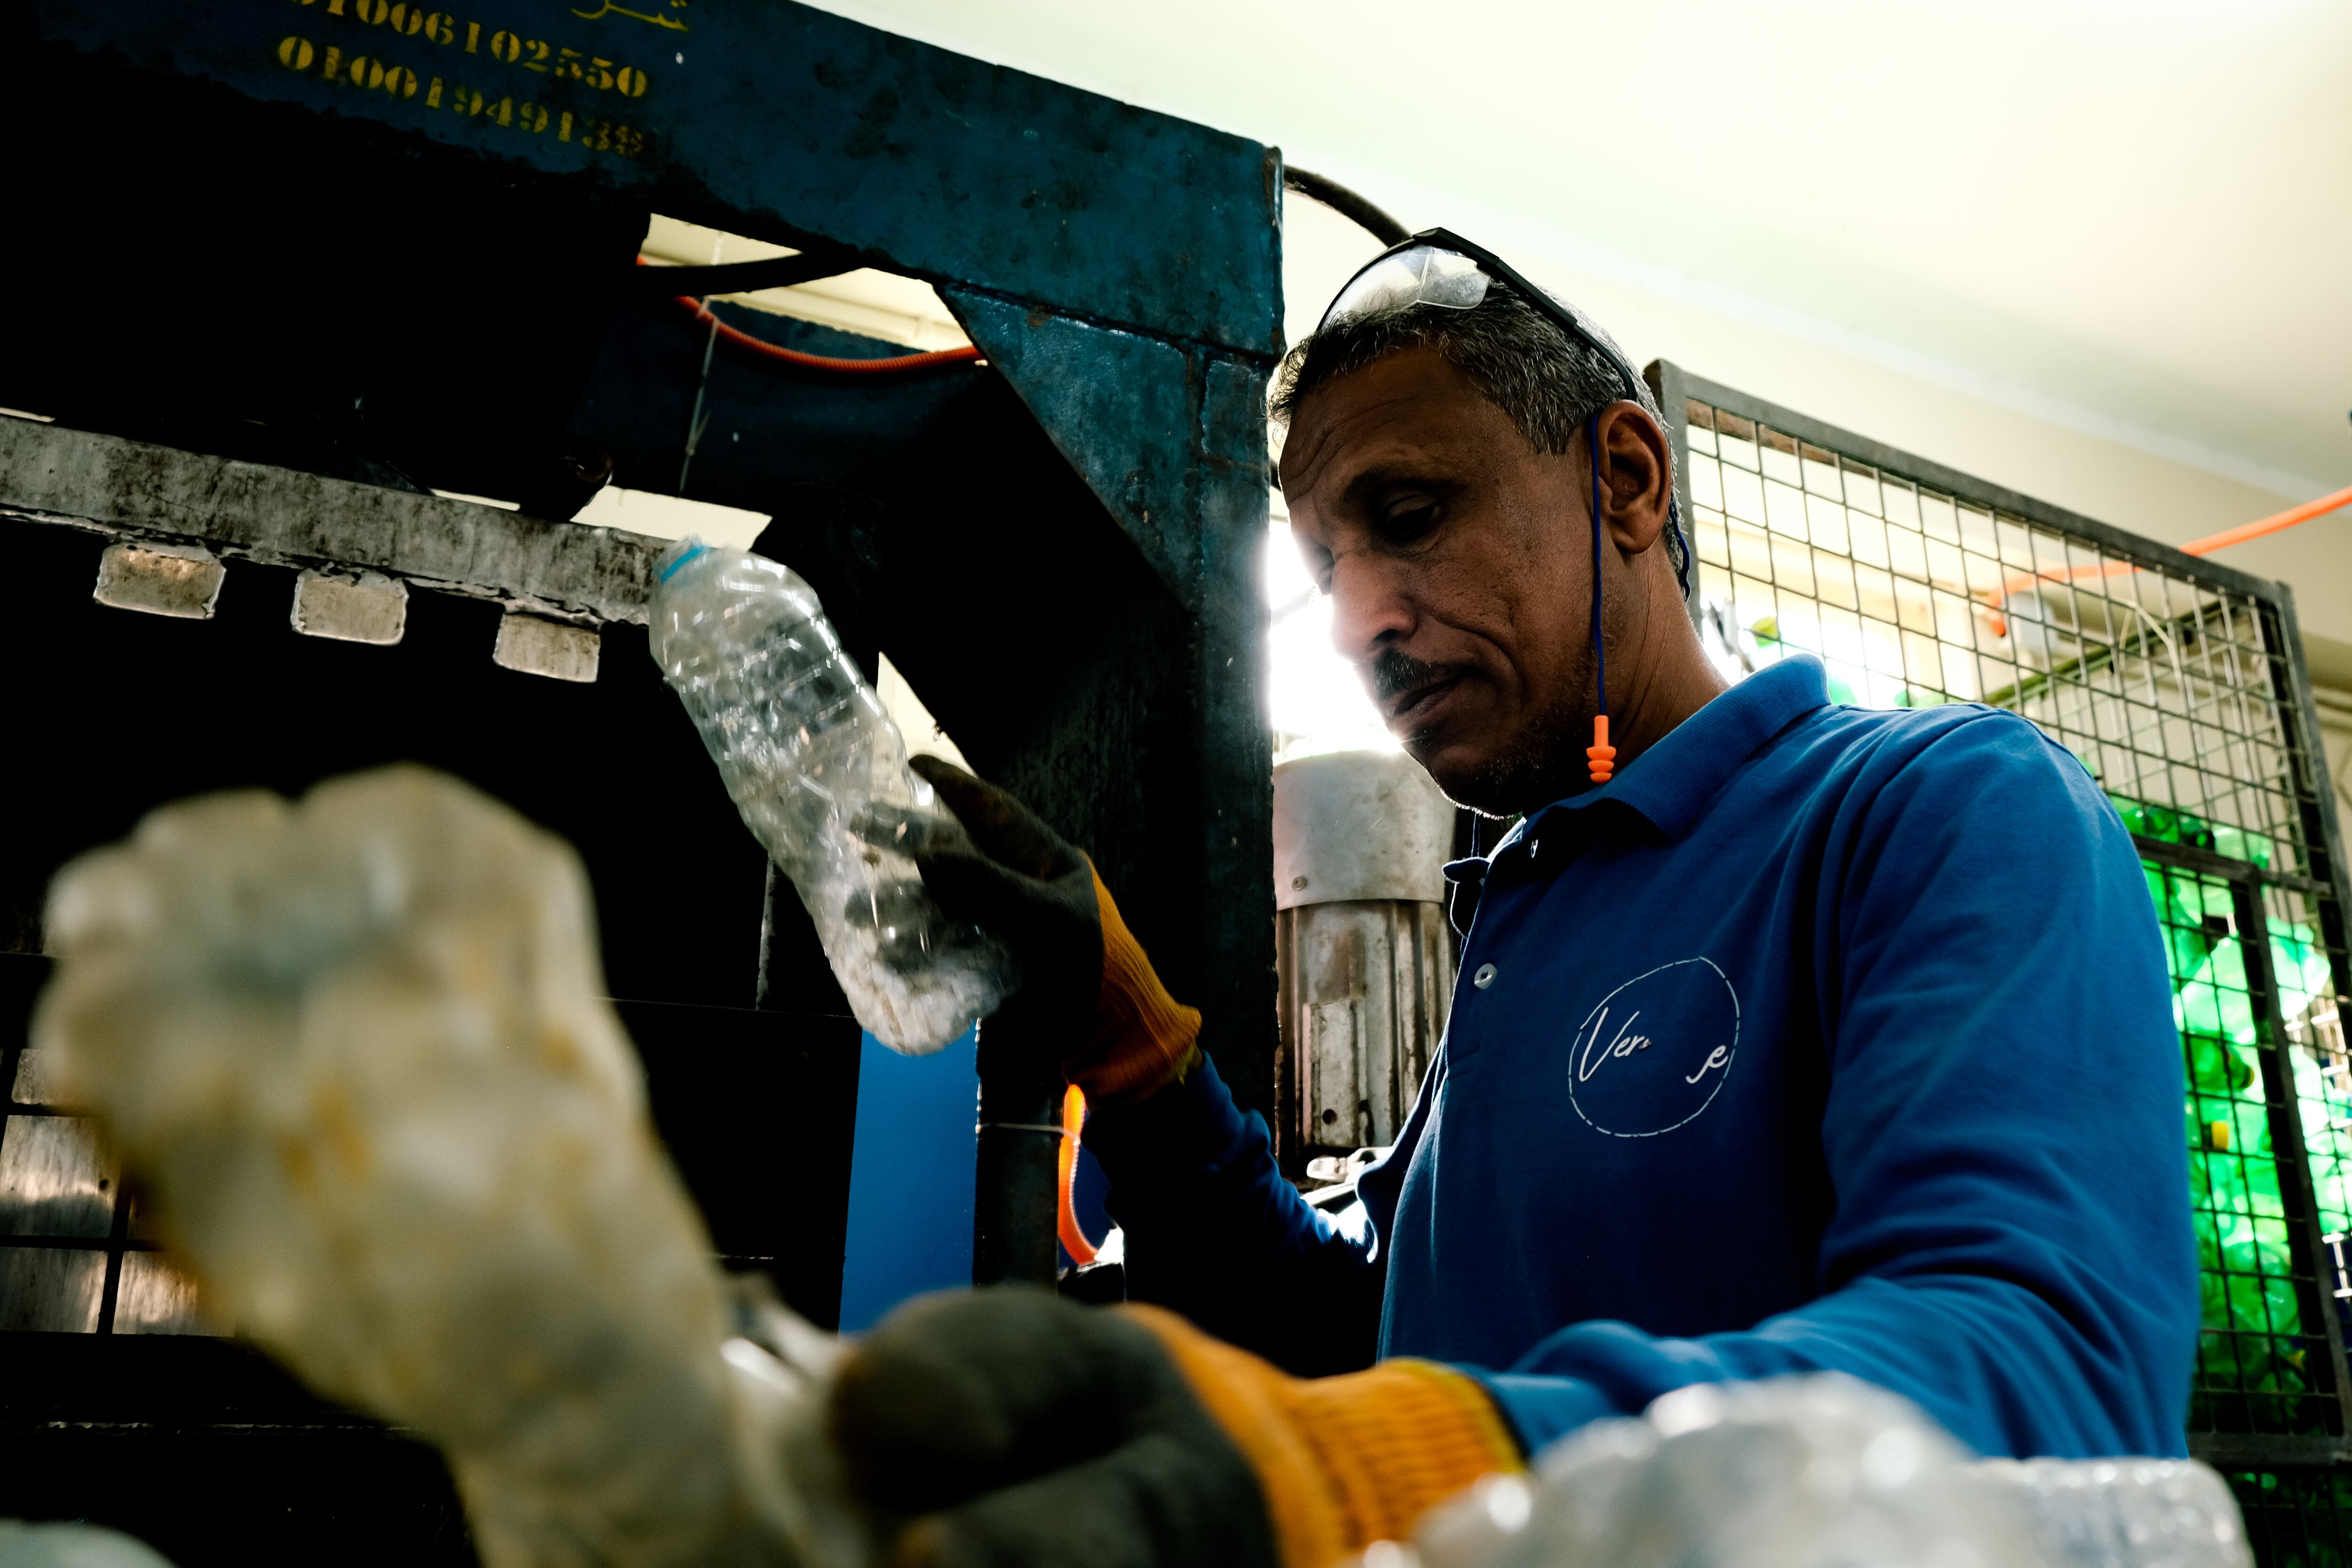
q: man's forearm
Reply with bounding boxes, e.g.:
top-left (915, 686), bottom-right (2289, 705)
top-left (1087, 1051), bottom-right (1386, 1377)
top-left (1471, 1265), bottom-right (2188, 1461)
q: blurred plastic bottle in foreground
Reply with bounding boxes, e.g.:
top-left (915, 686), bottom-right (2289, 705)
top-left (649, 539), bottom-right (1016, 1053)
top-left (0, 1522), bottom-right (179, 1568)
top-left (34, 767), bottom-right (868, 1568)
top-left (1387, 1373), bottom-right (2249, 1568)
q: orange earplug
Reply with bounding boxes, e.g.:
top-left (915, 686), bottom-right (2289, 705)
top-left (1588, 714), bottom-right (1617, 785)
top-left (1580, 414), bottom-right (1616, 789)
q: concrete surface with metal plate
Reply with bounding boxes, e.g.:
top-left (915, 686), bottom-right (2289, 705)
top-left (0, 4), bottom-right (1282, 1561)
top-left (288, 569), bottom-right (410, 646)
top-left (91, 542), bottom-right (226, 621)
top-left (490, 612), bottom-right (604, 682)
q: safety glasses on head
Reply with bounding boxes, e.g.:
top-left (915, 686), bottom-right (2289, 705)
top-left (1311, 228), bottom-right (1691, 787)
top-left (1319, 242), bottom-right (1493, 326)
top-left (1316, 230), bottom-right (1636, 403)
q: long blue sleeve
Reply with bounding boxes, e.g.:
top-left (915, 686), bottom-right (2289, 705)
top-left (1089, 660), bottom-right (2198, 1460)
top-left (1383, 682), bottom-right (2199, 1460)
top-left (1087, 1052), bottom-right (1387, 1377)
top-left (1464, 717), bottom-right (2200, 1453)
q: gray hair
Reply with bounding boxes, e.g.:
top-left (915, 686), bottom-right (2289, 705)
top-left (1270, 280), bottom-right (1669, 473)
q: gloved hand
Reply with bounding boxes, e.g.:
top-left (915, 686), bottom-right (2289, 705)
top-left (831, 1289), bottom-right (1523, 1568)
top-left (904, 756), bottom-right (1201, 1106)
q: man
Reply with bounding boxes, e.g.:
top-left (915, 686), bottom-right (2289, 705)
top-left (829, 234), bottom-right (2198, 1568)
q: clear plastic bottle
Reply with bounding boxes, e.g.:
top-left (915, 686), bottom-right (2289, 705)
top-left (648, 539), bottom-right (1017, 1053)
top-left (1385, 1373), bottom-right (2251, 1568)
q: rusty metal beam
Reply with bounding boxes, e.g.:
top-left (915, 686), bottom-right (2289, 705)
top-left (0, 418), bottom-right (660, 626)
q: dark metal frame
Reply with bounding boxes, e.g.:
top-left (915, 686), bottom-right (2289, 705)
top-left (11, 0), bottom-right (1287, 1122)
top-left (1, 8), bottom-right (1286, 1557)
top-left (2212, 868), bottom-right (2352, 1465)
top-left (1650, 360), bottom-right (2352, 1471)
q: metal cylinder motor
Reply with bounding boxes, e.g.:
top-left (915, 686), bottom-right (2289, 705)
top-left (1272, 750), bottom-right (1458, 1166)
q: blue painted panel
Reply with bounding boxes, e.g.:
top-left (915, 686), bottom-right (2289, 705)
top-left (1061, 1143), bottom-right (1112, 1271)
top-left (946, 288), bottom-right (1210, 607)
top-left (947, 289), bottom-right (1278, 1116)
top-left (30, 0), bottom-right (1282, 358)
top-left (837, 1027), bottom-right (977, 1332)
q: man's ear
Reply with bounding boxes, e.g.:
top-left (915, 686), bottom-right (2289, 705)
top-left (1596, 401), bottom-right (1672, 557)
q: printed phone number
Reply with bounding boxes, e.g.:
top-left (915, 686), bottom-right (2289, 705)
top-left (277, 34), bottom-right (647, 157)
top-left (291, 0), bottom-right (653, 97)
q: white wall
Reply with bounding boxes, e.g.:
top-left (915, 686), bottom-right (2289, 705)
top-left (805, 0), bottom-right (2351, 684)
top-left (1279, 197), bottom-right (2352, 682)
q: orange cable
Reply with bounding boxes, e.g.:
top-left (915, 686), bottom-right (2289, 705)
top-left (1981, 481), bottom-right (2352, 637)
top-left (635, 253), bottom-right (983, 374)
top-left (673, 294), bottom-right (983, 373)
top-left (1057, 1083), bottom-right (1098, 1267)
top-left (2180, 481), bottom-right (2352, 557)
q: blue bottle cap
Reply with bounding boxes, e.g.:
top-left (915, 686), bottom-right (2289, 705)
top-left (657, 537), bottom-right (712, 583)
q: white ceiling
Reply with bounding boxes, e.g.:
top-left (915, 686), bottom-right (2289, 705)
top-left (809, 0), bottom-right (2352, 503)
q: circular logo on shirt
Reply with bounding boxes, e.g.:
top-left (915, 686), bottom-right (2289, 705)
top-left (1566, 957), bottom-right (1742, 1138)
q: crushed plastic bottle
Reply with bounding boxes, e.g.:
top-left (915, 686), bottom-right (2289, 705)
top-left (1386, 1374), bottom-right (2250, 1568)
top-left (1973, 1457), bottom-right (2253, 1568)
top-left (33, 767), bottom-right (867, 1568)
top-left (647, 539), bottom-right (1016, 1054)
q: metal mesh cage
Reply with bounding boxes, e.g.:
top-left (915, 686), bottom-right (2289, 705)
top-left (1655, 363), bottom-right (2352, 1514)
top-left (1675, 395), bottom-right (2312, 868)
top-left (2148, 862), bottom-right (2343, 1440)
top-left (2230, 1469), bottom-right (2352, 1568)
top-left (0, 1020), bottom-right (206, 1336)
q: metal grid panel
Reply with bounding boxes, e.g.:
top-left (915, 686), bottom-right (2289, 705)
top-left (0, 1032), bottom-right (204, 1336)
top-left (2148, 860), bottom-right (2339, 1438)
top-left (2230, 1470), bottom-right (2352, 1568)
top-left (2263, 879), bottom-right (2352, 1254)
top-left (1678, 398), bottom-right (2314, 874)
top-left (1657, 366), bottom-right (2352, 1493)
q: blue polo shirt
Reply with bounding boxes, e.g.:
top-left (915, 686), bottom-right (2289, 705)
top-left (1090, 655), bottom-right (2197, 1459)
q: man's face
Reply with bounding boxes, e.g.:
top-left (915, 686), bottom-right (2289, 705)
top-left (1280, 347), bottom-right (1594, 814)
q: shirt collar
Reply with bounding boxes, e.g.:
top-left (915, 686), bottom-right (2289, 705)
top-left (1517, 654), bottom-right (1832, 847)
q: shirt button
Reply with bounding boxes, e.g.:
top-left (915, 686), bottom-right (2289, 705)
top-left (1473, 963), bottom-right (1497, 990)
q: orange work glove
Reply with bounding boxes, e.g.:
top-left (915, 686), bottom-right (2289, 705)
top-left (832, 1289), bottom-right (1521, 1568)
top-left (1126, 1303), bottom-right (1524, 1567)
top-left (906, 756), bottom-right (1201, 1106)
top-left (1081, 862), bottom-right (1203, 1103)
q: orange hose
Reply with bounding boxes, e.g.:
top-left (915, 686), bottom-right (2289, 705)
top-left (1057, 1083), bottom-right (1097, 1266)
top-left (636, 253), bottom-right (983, 373)
top-left (673, 294), bottom-right (983, 373)
top-left (1981, 481), bottom-right (2352, 636)
top-left (2179, 481), bottom-right (2352, 557)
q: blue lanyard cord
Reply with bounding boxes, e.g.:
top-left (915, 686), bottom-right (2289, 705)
top-left (1587, 413), bottom-right (1607, 722)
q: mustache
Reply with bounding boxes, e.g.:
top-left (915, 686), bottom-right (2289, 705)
top-left (1371, 648), bottom-right (1462, 706)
